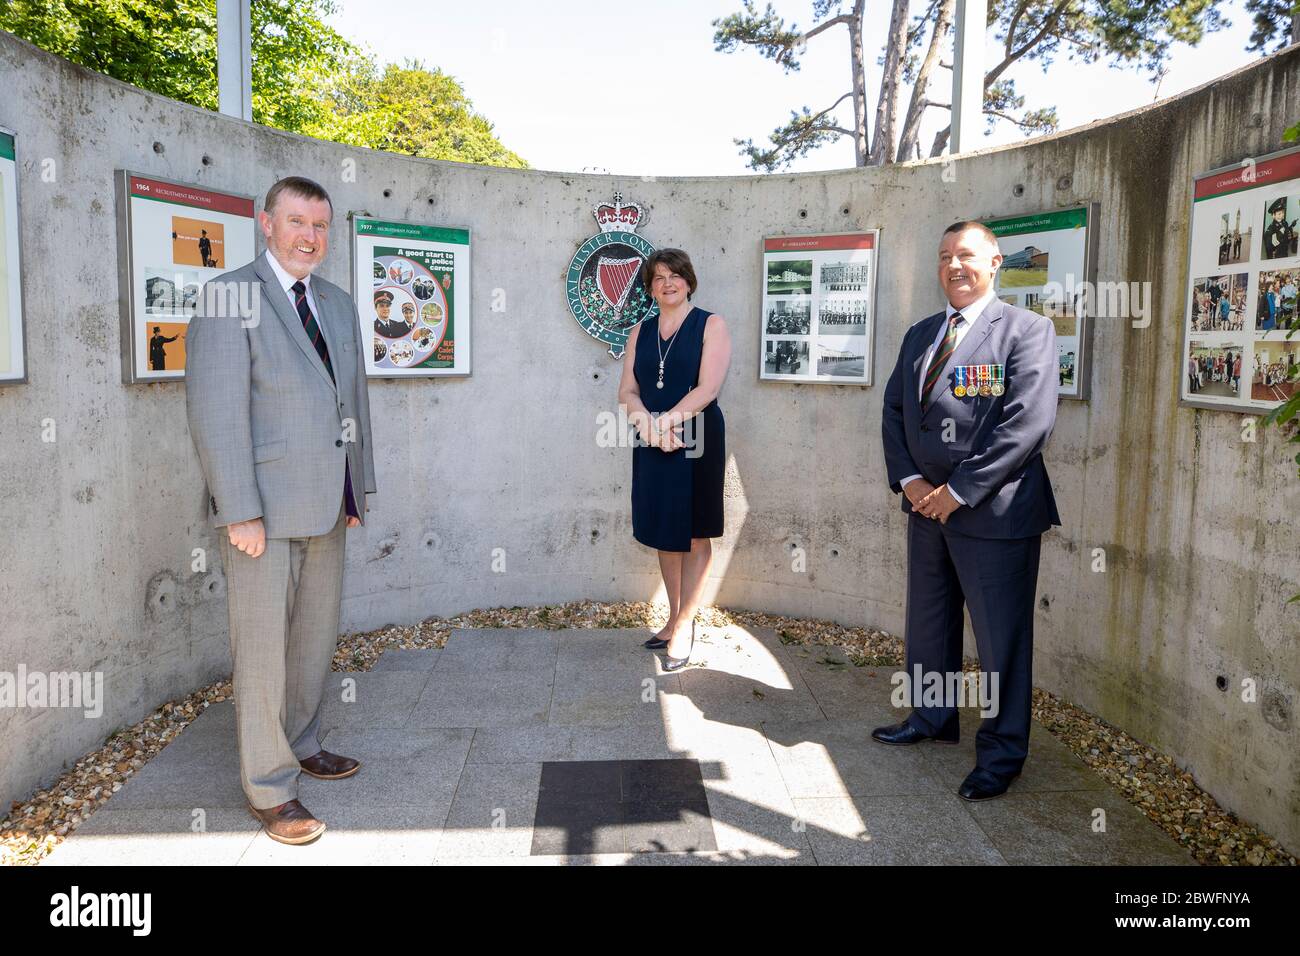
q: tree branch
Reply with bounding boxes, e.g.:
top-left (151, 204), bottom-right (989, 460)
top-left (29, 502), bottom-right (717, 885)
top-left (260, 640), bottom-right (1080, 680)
top-left (802, 12), bottom-right (854, 41)
top-left (986, 0), bottom-right (1072, 87)
top-left (895, 0), bottom-right (955, 163)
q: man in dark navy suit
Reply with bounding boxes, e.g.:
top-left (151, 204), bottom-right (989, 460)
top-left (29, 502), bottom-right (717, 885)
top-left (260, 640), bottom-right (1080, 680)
top-left (876, 220), bottom-right (1060, 801)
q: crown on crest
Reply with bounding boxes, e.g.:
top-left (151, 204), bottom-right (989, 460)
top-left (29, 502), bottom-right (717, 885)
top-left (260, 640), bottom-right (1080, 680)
top-left (593, 192), bottom-right (645, 233)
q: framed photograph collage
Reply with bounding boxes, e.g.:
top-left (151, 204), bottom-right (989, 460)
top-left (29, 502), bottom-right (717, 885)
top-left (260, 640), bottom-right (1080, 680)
top-left (0, 126), bottom-right (26, 384)
top-left (1180, 145), bottom-right (1300, 413)
top-left (114, 171), bottom-right (256, 383)
top-left (351, 215), bottom-right (471, 377)
top-left (985, 204), bottom-right (1098, 399)
top-left (758, 231), bottom-right (879, 385)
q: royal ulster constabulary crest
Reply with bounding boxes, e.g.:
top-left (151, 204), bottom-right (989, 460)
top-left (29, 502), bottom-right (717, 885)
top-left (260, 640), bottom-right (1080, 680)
top-left (566, 192), bottom-right (658, 358)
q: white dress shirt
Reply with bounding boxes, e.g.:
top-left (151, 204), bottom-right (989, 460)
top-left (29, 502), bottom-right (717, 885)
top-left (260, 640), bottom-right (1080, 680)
top-left (900, 287), bottom-right (997, 506)
top-left (264, 249), bottom-right (321, 321)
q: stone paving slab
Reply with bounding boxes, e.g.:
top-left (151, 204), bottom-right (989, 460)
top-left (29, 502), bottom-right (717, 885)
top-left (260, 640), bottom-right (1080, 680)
top-left (43, 626), bottom-right (1197, 866)
top-left (919, 723), bottom-right (1111, 794)
top-left (435, 762), bottom-right (542, 859)
top-left (43, 808), bottom-right (260, 866)
top-left (370, 649), bottom-right (441, 672)
top-left (105, 703), bottom-right (245, 811)
top-left (794, 794), bottom-right (1010, 865)
top-left (675, 630), bottom-right (827, 726)
top-left (963, 788), bottom-right (1197, 866)
top-left (406, 669), bottom-right (553, 728)
top-left (237, 806), bottom-right (446, 866)
top-left (439, 628), bottom-right (559, 674)
top-left (318, 671), bottom-right (431, 732)
top-left (763, 719), bottom-right (955, 798)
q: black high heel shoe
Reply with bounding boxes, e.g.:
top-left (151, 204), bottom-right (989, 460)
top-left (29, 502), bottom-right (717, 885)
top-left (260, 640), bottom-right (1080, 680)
top-left (662, 621), bottom-right (695, 672)
top-left (643, 627), bottom-right (670, 649)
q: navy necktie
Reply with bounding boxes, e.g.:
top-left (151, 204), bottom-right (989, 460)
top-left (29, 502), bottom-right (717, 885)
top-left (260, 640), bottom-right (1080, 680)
top-left (292, 280), bottom-right (333, 381)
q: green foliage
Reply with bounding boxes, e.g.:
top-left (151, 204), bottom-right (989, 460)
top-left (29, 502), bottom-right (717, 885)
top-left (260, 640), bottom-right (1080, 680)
top-left (1243, 0), bottom-right (1300, 53)
top-left (984, 79), bottom-right (1058, 134)
top-left (0, 0), bottom-right (526, 167)
top-left (735, 103), bottom-right (851, 173)
top-left (712, 0), bottom-right (809, 71)
top-left (0, 0), bottom-right (354, 128)
top-left (306, 59), bottom-right (526, 168)
top-left (985, 0), bottom-right (1228, 77)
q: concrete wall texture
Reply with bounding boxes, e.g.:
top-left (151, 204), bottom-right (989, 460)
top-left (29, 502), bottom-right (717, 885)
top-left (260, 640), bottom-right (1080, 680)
top-left (0, 31), bottom-right (1297, 852)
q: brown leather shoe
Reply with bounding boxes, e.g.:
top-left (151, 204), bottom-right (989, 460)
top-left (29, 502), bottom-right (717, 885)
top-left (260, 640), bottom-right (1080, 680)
top-left (247, 799), bottom-right (326, 845)
top-left (299, 749), bottom-right (361, 780)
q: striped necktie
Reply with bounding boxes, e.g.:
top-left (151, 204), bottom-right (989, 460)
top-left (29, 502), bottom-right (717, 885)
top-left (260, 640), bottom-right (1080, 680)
top-left (921, 311), bottom-right (962, 408)
top-left (291, 280), bottom-right (333, 381)
top-left (290, 278), bottom-right (359, 519)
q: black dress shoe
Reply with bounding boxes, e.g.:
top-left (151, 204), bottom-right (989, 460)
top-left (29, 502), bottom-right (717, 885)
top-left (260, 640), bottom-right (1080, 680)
top-left (643, 635), bottom-right (669, 649)
top-left (870, 720), bottom-right (959, 745)
top-left (957, 767), bottom-right (1018, 801)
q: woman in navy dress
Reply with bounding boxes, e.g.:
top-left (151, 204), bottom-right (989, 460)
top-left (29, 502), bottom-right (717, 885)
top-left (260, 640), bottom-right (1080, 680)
top-left (617, 248), bottom-right (732, 671)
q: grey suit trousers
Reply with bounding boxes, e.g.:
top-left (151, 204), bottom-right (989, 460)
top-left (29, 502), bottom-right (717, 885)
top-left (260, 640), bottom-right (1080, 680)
top-left (218, 499), bottom-right (347, 809)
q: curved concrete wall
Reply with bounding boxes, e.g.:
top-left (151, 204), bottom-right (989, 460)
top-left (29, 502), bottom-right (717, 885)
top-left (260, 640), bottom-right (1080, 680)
top-left (1, 31), bottom-right (1297, 851)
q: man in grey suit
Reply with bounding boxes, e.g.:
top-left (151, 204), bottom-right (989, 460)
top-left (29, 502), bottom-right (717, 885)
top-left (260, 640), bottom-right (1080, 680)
top-left (876, 220), bottom-right (1060, 801)
top-left (186, 176), bottom-right (377, 844)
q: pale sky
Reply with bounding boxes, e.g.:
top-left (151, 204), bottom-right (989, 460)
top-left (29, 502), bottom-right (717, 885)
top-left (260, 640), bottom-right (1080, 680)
top-left (326, 0), bottom-right (1271, 176)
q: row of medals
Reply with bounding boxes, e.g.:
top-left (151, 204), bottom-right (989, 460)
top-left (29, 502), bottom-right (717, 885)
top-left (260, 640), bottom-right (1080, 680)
top-left (954, 364), bottom-right (1004, 398)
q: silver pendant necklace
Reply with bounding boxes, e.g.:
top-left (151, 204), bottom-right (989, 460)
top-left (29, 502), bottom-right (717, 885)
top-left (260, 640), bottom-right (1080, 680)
top-left (656, 311), bottom-right (686, 389)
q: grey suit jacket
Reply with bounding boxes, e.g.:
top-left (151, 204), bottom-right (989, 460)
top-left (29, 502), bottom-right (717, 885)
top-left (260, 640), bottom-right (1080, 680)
top-left (881, 297), bottom-right (1060, 539)
top-left (185, 252), bottom-right (377, 538)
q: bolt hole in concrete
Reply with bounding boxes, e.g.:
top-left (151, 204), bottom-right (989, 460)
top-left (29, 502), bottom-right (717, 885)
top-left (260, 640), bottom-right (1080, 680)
top-left (1216, 675), bottom-right (1229, 691)
top-left (427, 197), bottom-right (435, 204)
top-left (798, 209), bottom-right (808, 219)
top-left (152, 141), bottom-right (164, 154)
top-left (842, 206), bottom-right (850, 215)
top-left (383, 188), bottom-right (392, 198)
top-left (1056, 175), bottom-right (1072, 191)
top-left (830, 548), bottom-right (840, 557)
top-left (1013, 183), bottom-right (1025, 197)
top-left (201, 154), bottom-right (212, 166)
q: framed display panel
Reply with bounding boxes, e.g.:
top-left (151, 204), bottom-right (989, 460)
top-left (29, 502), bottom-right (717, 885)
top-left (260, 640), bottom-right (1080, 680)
top-left (0, 126), bottom-right (27, 384)
top-left (1179, 145), bottom-right (1300, 414)
top-left (351, 215), bottom-right (471, 377)
top-left (115, 170), bottom-right (256, 383)
top-left (984, 203), bottom-right (1099, 400)
top-left (759, 231), bottom-right (879, 385)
